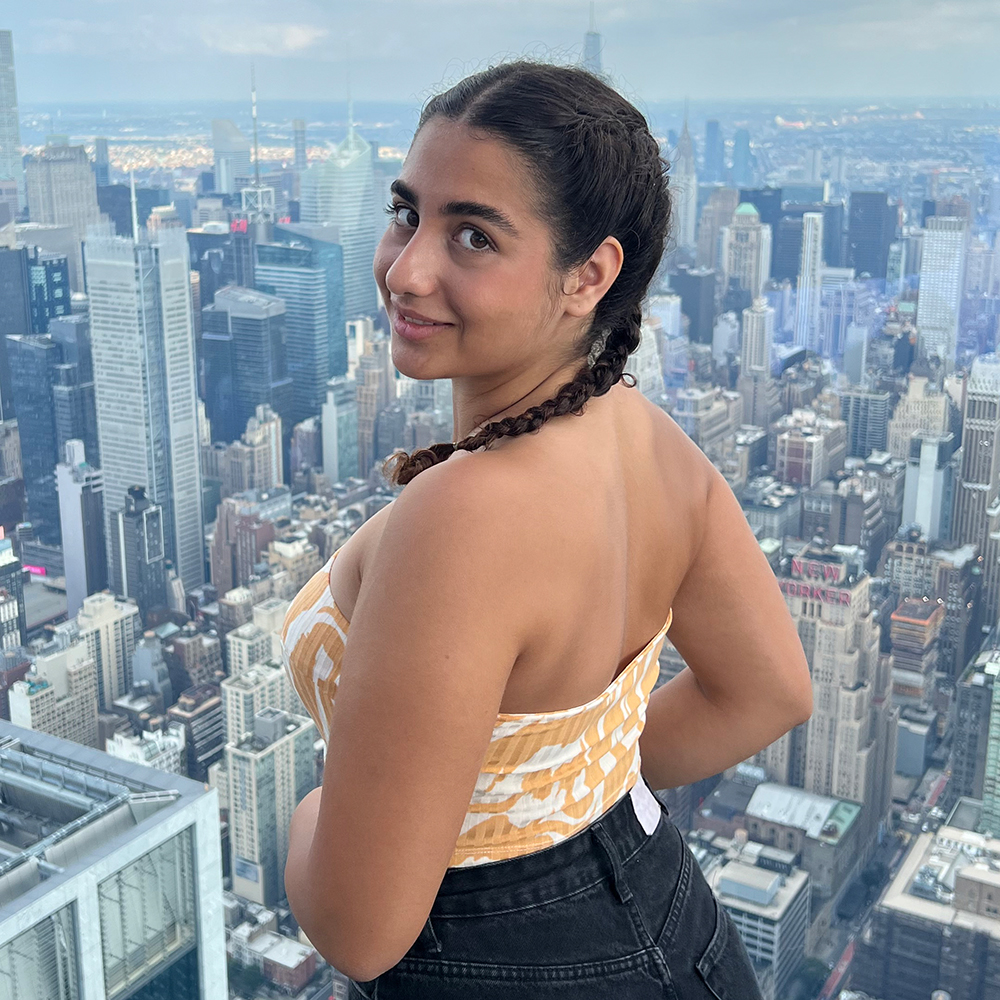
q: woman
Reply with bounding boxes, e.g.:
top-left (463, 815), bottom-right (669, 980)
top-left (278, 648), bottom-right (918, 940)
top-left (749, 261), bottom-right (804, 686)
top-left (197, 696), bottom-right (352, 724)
top-left (281, 60), bottom-right (812, 999)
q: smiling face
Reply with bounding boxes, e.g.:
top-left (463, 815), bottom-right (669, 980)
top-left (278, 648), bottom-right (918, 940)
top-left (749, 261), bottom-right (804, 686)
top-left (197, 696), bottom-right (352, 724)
top-left (373, 117), bottom-right (582, 384)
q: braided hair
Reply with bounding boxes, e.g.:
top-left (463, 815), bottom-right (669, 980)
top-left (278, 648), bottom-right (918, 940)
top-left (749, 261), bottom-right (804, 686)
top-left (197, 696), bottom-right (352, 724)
top-left (381, 61), bottom-right (671, 487)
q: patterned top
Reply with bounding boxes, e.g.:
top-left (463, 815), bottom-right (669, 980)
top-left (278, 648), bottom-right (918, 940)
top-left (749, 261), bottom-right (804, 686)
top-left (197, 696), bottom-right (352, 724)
top-left (280, 545), bottom-right (672, 868)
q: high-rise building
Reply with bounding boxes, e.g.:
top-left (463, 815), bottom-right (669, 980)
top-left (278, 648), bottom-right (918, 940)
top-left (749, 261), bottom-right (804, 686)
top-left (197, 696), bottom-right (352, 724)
top-left (0, 529), bottom-right (26, 649)
top-left (887, 375), bottom-right (951, 460)
top-left (703, 120), bottom-right (725, 183)
top-left (582, 5), bottom-right (602, 75)
top-left (355, 334), bottom-right (399, 476)
top-left (669, 118), bottom-right (698, 251)
top-left (6, 333), bottom-right (62, 542)
top-left (105, 722), bottom-right (187, 775)
top-left (212, 119), bottom-right (252, 194)
top-left (0, 722), bottom-right (227, 999)
top-left (93, 136), bottom-right (110, 187)
top-left (738, 299), bottom-right (780, 428)
top-left (86, 223), bottom-right (205, 593)
top-left (322, 376), bottom-right (360, 483)
top-left (201, 285), bottom-right (294, 444)
top-left (0, 31), bottom-right (24, 213)
top-left (24, 144), bottom-right (101, 292)
top-left (256, 239), bottom-right (346, 425)
top-left (793, 212), bottom-right (824, 352)
top-left (167, 683), bottom-right (225, 782)
top-left (840, 388), bottom-right (891, 459)
top-left (902, 431), bottom-right (959, 543)
top-left (51, 359), bottom-right (99, 464)
top-left (299, 119), bottom-right (378, 318)
top-left (9, 640), bottom-right (99, 748)
top-left (212, 707), bottom-right (316, 906)
top-left (75, 589), bottom-right (143, 710)
top-left (953, 651), bottom-right (998, 802)
top-left (695, 187), bottom-right (740, 270)
top-left (209, 497), bottom-right (276, 595)
top-left (669, 264), bottom-right (717, 345)
top-left (846, 191), bottom-right (895, 281)
top-left (981, 662), bottom-right (1000, 833)
top-left (55, 439), bottom-right (107, 618)
top-left (220, 658), bottom-right (306, 745)
top-left (890, 597), bottom-right (945, 709)
top-left (731, 129), bottom-right (753, 188)
top-left (292, 118), bottom-right (307, 172)
top-left (917, 215), bottom-right (969, 367)
top-left (164, 623), bottom-right (224, 689)
top-left (108, 485), bottom-right (170, 624)
top-left (720, 203), bottom-right (772, 298)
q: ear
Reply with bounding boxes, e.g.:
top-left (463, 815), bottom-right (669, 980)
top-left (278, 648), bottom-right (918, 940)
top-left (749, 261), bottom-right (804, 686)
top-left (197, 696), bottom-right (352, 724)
top-left (562, 237), bottom-right (624, 319)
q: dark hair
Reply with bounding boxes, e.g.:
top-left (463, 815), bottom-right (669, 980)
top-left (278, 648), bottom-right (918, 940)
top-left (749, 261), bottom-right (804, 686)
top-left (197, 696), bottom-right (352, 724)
top-left (381, 60), bottom-right (672, 487)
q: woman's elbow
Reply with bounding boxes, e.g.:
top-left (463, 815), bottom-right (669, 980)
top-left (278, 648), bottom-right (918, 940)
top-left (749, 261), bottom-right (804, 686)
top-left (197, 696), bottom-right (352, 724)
top-left (783, 660), bottom-right (813, 728)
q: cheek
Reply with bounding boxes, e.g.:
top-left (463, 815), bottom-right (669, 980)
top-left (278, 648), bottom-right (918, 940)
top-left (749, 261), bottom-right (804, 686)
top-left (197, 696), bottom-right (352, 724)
top-left (373, 235), bottom-right (396, 286)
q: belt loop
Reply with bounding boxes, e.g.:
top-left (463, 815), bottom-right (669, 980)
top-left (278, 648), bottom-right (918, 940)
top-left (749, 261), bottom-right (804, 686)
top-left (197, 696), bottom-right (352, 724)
top-left (592, 822), bottom-right (633, 904)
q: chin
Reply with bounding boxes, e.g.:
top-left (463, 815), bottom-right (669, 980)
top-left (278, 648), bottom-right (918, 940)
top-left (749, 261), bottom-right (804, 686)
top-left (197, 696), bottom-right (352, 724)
top-left (389, 346), bottom-right (452, 382)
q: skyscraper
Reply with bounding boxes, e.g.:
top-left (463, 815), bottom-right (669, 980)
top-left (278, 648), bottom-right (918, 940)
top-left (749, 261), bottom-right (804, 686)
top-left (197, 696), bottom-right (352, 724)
top-left (582, 4), bottom-right (602, 75)
top-left (93, 136), bottom-right (110, 187)
top-left (917, 215), bottom-right (968, 367)
top-left (0, 529), bottom-right (27, 649)
top-left (704, 120), bottom-right (725, 183)
top-left (670, 117), bottom-right (698, 251)
top-left (75, 589), bottom-right (142, 709)
top-left (847, 191), bottom-right (895, 281)
top-left (720, 203), bottom-right (772, 298)
top-left (212, 119), bottom-right (252, 194)
top-left (0, 31), bottom-right (24, 213)
top-left (109, 485), bottom-right (170, 624)
top-left (24, 143), bottom-right (102, 292)
top-left (738, 298), bottom-right (780, 428)
top-left (731, 129), bottom-right (753, 188)
top-left (55, 439), bottom-right (107, 619)
top-left (85, 223), bottom-right (205, 592)
top-left (322, 375), bottom-right (360, 483)
top-left (695, 187), bottom-right (740, 269)
top-left (300, 115), bottom-right (378, 318)
top-left (793, 212), bottom-right (824, 352)
top-left (293, 118), bottom-right (307, 172)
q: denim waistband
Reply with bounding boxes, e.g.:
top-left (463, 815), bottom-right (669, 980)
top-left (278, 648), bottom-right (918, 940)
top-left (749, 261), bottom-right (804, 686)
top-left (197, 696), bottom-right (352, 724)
top-left (426, 776), bottom-right (665, 919)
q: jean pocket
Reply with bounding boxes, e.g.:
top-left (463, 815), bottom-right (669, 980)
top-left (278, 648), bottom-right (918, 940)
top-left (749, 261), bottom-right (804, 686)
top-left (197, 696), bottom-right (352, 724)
top-left (695, 893), bottom-right (763, 1000)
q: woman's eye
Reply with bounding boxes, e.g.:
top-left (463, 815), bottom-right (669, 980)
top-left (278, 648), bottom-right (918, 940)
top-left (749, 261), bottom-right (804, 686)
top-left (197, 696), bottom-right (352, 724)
top-left (457, 226), bottom-right (492, 252)
top-left (386, 203), bottom-right (418, 228)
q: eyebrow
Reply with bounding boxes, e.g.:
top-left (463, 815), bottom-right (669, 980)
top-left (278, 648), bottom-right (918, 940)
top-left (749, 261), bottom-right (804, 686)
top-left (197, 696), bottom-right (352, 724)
top-left (390, 179), bottom-right (520, 238)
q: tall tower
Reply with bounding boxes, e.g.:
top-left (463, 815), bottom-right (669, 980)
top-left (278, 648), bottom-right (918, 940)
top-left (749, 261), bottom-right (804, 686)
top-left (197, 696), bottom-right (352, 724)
top-left (212, 119), bottom-right (252, 195)
top-left (917, 215), bottom-right (968, 368)
top-left (85, 223), bottom-right (205, 593)
top-left (237, 64), bottom-right (276, 266)
top-left (300, 110), bottom-right (378, 319)
top-left (0, 31), bottom-right (24, 214)
top-left (720, 203), bottom-right (772, 298)
top-left (794, 212), bottom-right (824, 352)
top-left (670, 111), bottom-right (698, 252)
top-left (704, 120), bottom-right (724, 183)
top-left (293, 118), bottom-right (307, 172)
top-left (582, 3), bottom-right (603, 75)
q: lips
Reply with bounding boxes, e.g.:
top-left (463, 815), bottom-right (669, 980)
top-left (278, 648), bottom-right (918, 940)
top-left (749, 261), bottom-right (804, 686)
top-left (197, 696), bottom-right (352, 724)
top-left (394, 305), bottom-right (451, 326)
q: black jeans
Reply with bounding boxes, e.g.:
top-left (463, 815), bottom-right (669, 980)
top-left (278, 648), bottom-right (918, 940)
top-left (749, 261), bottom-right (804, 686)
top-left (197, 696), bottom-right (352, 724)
top-left (348, 776), bottom-right (764, 998)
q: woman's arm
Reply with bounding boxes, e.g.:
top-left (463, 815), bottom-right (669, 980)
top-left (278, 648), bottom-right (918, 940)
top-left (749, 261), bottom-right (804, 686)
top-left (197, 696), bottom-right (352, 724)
top-left (638, 466), bottom-right (812, 791)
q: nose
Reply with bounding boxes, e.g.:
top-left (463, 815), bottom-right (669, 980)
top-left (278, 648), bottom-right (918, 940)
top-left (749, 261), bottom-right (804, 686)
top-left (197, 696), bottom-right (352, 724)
top-left (382, 225), bottom-right (440, 301)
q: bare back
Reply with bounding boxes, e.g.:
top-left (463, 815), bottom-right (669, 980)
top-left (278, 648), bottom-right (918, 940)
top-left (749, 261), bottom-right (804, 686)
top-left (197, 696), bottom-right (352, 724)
top-left (328, 382), bottom-right (713, 716)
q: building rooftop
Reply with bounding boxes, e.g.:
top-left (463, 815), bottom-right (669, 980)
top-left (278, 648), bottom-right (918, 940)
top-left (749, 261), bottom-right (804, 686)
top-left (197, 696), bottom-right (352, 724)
top-left (745, 782), bottom-right (860, 845)
top-left (0, 722), bottom-right (210, 912)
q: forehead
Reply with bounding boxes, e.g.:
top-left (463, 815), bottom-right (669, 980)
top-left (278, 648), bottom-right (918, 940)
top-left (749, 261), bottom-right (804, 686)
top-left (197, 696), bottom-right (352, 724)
top-left (399, 117), bottom-right (541, 222)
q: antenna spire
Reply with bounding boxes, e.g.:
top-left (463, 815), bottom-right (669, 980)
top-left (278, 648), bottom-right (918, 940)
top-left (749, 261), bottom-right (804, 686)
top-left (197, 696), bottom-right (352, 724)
top-left (251, 62), bottom-right (261, 186)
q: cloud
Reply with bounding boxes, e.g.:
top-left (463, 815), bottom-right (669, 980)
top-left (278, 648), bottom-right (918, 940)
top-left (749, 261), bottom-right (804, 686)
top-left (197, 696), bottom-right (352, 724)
top-left (198, 20), bottom-right (330, 56)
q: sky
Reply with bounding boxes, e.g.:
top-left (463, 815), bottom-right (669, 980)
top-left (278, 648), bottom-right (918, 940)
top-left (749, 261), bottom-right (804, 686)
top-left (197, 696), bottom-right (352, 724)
top-left (5, 0), bottom-right (1000, 105)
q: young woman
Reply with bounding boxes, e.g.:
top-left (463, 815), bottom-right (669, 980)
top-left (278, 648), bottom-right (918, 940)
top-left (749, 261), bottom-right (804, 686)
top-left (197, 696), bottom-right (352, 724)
top-left (281, 60), bottom-right (812, 999)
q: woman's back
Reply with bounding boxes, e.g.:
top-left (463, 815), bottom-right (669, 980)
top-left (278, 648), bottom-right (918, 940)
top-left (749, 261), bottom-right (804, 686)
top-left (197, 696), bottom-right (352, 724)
top-left (328, 380), bottom-right (708, 718)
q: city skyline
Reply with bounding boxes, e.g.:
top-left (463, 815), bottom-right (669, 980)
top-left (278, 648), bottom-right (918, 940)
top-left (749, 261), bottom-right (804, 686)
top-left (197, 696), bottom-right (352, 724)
top-left (5, 1), bottom-right (1000, 104)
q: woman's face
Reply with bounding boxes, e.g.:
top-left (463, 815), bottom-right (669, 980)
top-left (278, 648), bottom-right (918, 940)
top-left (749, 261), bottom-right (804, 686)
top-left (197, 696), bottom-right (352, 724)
top-left (373, 117), bottom-right (577, 382)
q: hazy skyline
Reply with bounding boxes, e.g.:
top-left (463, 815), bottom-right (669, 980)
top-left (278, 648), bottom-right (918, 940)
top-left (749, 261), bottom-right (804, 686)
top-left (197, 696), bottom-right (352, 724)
top-left (6, 0), bottom-right (1000, 106)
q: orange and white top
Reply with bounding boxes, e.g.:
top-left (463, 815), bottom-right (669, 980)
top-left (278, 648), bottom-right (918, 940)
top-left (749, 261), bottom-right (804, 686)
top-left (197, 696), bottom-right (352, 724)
top-left (280, 546), bottom-right (671, 868)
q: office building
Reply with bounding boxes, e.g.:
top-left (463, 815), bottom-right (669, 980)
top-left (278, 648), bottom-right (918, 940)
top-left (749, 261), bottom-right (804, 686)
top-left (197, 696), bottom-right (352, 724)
top-left (164, 624), bottom-right (224, 689)
top-left (853, 821), bottom-right (1000, 1000)
top-left (953, 652), bottom-right (999, 801)
top-left (299, 119), bottom-right (378, 318)
top-left (322, 376), bottom-right (360, 482)
top-left (0, 723), bottom-right (226, 999)
top-left (887, 375), bottom-right (951, 460)
top-left (917, 216), bottom-right (969, 367)
top-left (220, 658), bottom-right (305, 745)
top-left (24, 143), bottom-right (101, 292)
top-left (890, 597), bottom-right (944, 709)
top-left (773, 409), bottom-right (847, 488)
top-left (721, 203), bottom-right (772, 298)
top-left (696, 187), bottom-right (740, 270)
top-left (108, 485), bottom-right (170, 624)
top-left (293, 118), bottom-right (307, 172)
top-left (902, 431), bottom-right (958, 542)
top-left (131, 629), bottom-right (173, 709)
top-left (167, 684), bottom-right (225, 782)
top-left (703, 120), bottom-right (725, 183)
top-left (582, 7), bottom-right (602, 75)
top-left (51, 360), bottom-right (99, 466)
top-left (211, 708), bottom-right (317, 906)
top-left (793, 212), bottom-right (824, 352)
top-left (847, 191), bottom-right (895, 281)
top-left (106, 722), bottom-right (187, 775)
top-left (0, 529), bottom-right (26, 649)
top-left (225, 621), bottom-right (276, 677)
top-left (209, 497), bottom-right (276, 595)
top-left (56, 439), bottom-right (108, 618)
top-left (212, 119), bottom-right (252, 194)
top-left (731, 129), bottom-right (753, 188)
top-left (841, 388), bottom-right (890, 459)
top-left (670, 118), bottom-right (698, 251)
top-left (356, 334), bottom-right (399, 476)
top-left (6, 333), bottom-right (63, 543)
top-left (201, 286), bottom-right (294, 444)
top-left (86, 223), bottom-right (205, 593)
top-left (0, 31), bottom-right (24, 213)
top-left (669, 264), bottom-right (717, 344)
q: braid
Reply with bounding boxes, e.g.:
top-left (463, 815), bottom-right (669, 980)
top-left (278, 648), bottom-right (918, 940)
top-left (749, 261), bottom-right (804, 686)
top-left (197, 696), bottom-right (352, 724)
top-left (381, 306), bottom-right (643, 487)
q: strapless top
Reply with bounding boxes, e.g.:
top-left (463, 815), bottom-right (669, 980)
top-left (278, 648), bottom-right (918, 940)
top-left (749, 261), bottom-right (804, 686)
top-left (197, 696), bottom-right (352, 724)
top-left (280, 545), bottom-right (671, 867)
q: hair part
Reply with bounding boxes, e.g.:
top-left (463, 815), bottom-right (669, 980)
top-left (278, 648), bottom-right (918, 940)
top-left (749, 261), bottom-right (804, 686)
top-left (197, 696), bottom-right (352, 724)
top-left (381, 60), bottom-right (671, 487)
